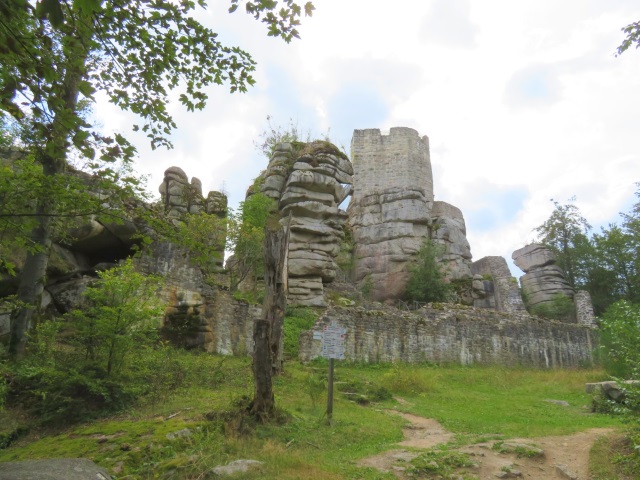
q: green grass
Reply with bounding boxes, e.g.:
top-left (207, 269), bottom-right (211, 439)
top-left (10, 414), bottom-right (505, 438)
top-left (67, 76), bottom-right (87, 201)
top-left (0, 355), bottom-right (626, 479)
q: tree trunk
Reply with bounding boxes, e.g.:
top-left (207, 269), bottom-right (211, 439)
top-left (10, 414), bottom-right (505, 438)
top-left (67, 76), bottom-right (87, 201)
top-left (251, 222), bottom-right (289, 420)
top-left (251, 319), bottom-right (274, 421)
top-left (8, 206), bottom-right (53, 358)
top-left (262, 224), bottom-right (289, 375)
top-left (8, 12), bottom-right (90, 359)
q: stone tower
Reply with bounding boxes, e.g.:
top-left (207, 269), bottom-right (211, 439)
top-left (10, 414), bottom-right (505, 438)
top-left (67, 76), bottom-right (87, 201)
top-left (348, 127), bottom-right (434, 301)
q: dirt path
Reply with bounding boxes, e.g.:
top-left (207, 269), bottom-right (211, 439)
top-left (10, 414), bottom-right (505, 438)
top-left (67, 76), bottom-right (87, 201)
top-left (359, 408), bottom-right (615, 479)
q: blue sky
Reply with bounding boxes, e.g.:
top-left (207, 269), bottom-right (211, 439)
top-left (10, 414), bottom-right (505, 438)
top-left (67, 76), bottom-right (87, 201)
top-left (95, 0), bottom-right (640, 276)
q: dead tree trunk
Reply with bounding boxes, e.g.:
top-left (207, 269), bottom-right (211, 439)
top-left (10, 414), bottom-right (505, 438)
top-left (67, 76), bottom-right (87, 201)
top-left (251, 319), bottom-right (274, 421)
top-left (263, 222), bottom-right (289, 375)
top-left (251, 222), bottom-right (289, 420)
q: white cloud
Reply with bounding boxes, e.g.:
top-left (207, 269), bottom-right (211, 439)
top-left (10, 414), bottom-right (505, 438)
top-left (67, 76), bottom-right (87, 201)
top-left (420, 0), bottom-right (478, 48)
top-left (91, 0), bottom-right (640, 276)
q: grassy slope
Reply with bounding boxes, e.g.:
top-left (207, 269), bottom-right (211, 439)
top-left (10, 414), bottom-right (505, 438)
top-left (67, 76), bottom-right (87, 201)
top-left (0, 355), bottom-right (622, 479)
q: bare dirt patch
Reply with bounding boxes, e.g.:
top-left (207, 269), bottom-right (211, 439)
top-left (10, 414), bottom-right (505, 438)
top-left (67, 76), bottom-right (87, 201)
top-left (358, 409), bottom-right (616, 479)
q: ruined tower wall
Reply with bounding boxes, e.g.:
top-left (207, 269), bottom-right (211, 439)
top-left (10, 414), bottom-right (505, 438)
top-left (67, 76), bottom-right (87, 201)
top-left (348, 128), bottom-right (434, 301)
top-left (350, 127), bottom-right (433, 205)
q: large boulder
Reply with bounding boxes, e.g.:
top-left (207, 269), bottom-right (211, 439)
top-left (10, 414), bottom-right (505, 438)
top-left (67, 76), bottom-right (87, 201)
top-left (0, 458), bottom-right (111, 480)
top-left (431, 201), bottom-right (473, 280)
top-left (512, 243), bottom-right (575, 320)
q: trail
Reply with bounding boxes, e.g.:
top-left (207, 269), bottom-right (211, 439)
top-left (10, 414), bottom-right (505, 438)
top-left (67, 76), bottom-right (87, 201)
top-left (358, 407), bottom-right (615, 479)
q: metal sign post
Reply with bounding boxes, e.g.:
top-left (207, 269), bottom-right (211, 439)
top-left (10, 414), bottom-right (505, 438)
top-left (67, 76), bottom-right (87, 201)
top-left (316, 321), bottom-right (346, 422)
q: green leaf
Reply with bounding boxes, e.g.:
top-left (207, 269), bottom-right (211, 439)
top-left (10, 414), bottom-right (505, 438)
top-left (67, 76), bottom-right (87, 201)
top-left (36, 0), bottom-right (65, 28)
top-left (75, 0), bottom-right (102, 14)
top-left (77, 80), bottom-right (95, 99)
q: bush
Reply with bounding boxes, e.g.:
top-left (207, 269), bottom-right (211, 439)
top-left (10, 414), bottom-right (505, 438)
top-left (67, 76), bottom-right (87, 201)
top-left (530, 293), bottom-right (575, 321)
top-left (5, 260), bottom-right (169, 424)
top-left (283, 307), bottom-right (318, 358)
top-left (596, 300), bottom-right (640, 474)
top-left (599, 300), bottom-right (640, 379)
top-left (405, 241), bottom-right (452, 303)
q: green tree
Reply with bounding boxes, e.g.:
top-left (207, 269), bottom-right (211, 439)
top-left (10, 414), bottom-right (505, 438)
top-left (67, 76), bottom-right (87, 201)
top-left (592, 224), bottom-right (638, 305)
top-left (617, 20), bottom-right (640, 56)
top-left (534, 198), bottom-right (593, 289)
top-left (226, 190), bottom-right (276, 291)
top-left (0, 0), bottom-right (313, 358)
top-left (405, 240), bottom-right (452, 303)
top-left (68, 258), bottom-right (164, 376)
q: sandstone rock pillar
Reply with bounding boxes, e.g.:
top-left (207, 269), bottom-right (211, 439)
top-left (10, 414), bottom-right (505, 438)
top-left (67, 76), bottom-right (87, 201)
top-left (260, 142), bottom-right (353, 307)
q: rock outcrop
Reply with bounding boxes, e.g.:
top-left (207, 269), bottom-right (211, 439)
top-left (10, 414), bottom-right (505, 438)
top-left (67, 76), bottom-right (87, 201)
top-left (431, 201), bottom-right (472, 280)
top-left (261, 141), bottom-right (353, 307)
top-left (471, 256), bottom-right (527, 313)
top-left (512, 244), bottom-right (574, 313)
top-left (348, 128), bottom-right (434, 301)
top-left (159, 167), bottom-right (227, 269)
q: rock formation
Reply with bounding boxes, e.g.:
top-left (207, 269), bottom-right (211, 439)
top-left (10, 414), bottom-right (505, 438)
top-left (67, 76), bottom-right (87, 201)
top-left (512, 243), bottom-right (574, 315)
top-left (261, 141), bottom-right (353, 306)
top-left (430, 201), bottom-right (473, 280)
top-left (158, 166), bottom-right (227, 269)
top-left (471, 256), bottom-right (527, 313)
top-left (348, 128), bottom-right (434, 301)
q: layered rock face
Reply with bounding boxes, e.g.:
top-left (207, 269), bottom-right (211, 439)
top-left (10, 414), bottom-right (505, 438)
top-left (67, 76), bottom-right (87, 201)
top-left (154, 167), bottom-right (230, 341)
top-left (471, 256), bottom-right (527, 313)
top-left (261, 142), bottom-right (353, 306)
top-left (348, 128), bottom-right (434, 301)
top-left (512, 243), bottom-right (574, 312)
top-left (431, 201), bottom-right (472, 280)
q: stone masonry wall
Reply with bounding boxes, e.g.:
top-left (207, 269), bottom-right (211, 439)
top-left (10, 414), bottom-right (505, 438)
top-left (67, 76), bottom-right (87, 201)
top-left (299, 305), bottom-right (596, 368)
top-left (575, 290), bottom-right (597, 328)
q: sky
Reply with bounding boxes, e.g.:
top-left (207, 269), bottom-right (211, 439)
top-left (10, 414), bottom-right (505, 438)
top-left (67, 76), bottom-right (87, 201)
top-left (95, 0), bottom-right (640, 276)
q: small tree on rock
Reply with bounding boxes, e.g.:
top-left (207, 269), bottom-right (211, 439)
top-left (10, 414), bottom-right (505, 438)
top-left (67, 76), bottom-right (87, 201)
top-left (405, 240), bottom-right (451, 304)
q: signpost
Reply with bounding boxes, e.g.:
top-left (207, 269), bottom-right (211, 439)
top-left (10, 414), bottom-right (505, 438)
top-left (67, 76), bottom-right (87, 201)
top-left (317, 321), bottom-right (346, 421)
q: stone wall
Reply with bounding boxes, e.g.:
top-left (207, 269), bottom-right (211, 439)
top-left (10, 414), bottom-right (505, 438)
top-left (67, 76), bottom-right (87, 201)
top-left (299, 305), bottom-right (597, 368)
top-left (575, 290), bottom-right (597, 328)
top-left (348, 128), bottom-right (434, 301)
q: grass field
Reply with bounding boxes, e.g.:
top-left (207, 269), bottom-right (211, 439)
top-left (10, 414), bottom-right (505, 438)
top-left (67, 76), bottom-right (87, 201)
top-left (0, 354), bottom-right (626, 479)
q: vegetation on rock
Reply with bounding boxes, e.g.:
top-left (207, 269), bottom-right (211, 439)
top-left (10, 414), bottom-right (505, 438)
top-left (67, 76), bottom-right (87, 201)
top-left (404, 240), bottom-right (452, 304)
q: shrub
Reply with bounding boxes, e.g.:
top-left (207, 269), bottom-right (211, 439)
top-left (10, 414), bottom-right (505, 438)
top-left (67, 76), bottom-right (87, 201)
top-left (530, 293), bottom-right (575, 321)
top-left (596, 300), bottom-right (640, 474)
top-left (599, 300), bottom-right (640, 379)
top-left (405, 241), bottom-right (452, 303)
top-left (283, 307), bottom-right (318, 358)
top-left (6, 260), bottom-right (169, 424)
